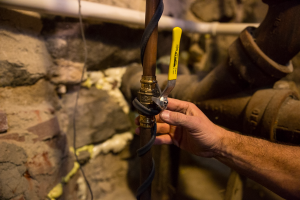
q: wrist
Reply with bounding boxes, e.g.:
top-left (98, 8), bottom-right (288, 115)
top-left (213, 127), bottom-right (237, 158)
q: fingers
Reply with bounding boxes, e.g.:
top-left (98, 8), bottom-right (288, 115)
top-left (154, 135), bottom-right (173, 145)
top-left (135, 115), bottom-right (166, 126)
top-left (135, 130), bottom-right (174, 146)
top-left (155, 114), bottom-right (165, 123)
top-left (166, 98), bottom-right (192, 114)
top-left (156, 123), bottom-right (170, 134)
top-left (135, 123), bottom-right (170, 135)
top-left (159, 110), bottom-right (194, 129)
top-left (135, 98), bottom-right (196, 126)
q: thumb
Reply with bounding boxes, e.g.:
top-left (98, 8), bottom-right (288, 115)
top-left (160, 110), bottom-right (191, 127)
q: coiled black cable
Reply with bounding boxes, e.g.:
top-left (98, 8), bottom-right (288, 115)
top-left (133, 0), bottom-right (164, 199)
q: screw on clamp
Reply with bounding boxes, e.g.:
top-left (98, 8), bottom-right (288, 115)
top-left (152, 27), bottom-right (182, 110)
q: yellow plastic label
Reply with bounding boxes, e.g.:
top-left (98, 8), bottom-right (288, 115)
top-left (168, 27), bottom-right (182, 80)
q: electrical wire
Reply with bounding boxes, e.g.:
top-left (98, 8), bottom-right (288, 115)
top-left (72, 0), bottom-right (94, 199)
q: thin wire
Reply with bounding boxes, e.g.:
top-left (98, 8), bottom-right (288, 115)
top-left (73, 0), bottom-right (94, 199)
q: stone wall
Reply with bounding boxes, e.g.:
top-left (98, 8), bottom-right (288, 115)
top-left (0, 6), bottom-right (136, 200)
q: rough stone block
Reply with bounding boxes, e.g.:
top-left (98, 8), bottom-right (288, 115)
top-left (0, 79), bottom-right (60, 111)
top-left (77, 150), bottom-right (91, 165)
top-left (0, 8), bottom-right (42, 35)
top-left (191, 0), bottom-right (236, 22)
top-left (0, 111), bottom-right (8, 133)
top-left (0, 132), bottom-right (25, 142)
top-left (243, 0), bottom-right (268, 23)
top-left (49, 59), bottom-right (86, 85)
top-left (58, 87), bottom-right (131, 148)
top-left (27, 117), bottom-right (61, 142)
top-left (82, 153), bottom-right (130, 199)
top-left (0, 80), bottom-right (64, 148)
top-left (0, 131), bottom-right (72, 200)
top-left (10, 195), bottom-right (26, 200)
top-left (0, 30), bottom-right (52, 87)
top-left (42, 21), bottom-right (142, 70)
top-left (163, 0), bottom-right (197, 21)
top-left (191, 0), bottom-right (267, 23)
top-left (84, 0), bottom-right (146, 11)
top-left (0, 8), bottom-right (52, 87)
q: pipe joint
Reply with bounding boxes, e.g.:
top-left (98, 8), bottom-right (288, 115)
top-left (197, 88), bottom-right (300, 145)
top-left (139, 115), bottom-right (155, 129)
top-left (228, 27), bottom-right (293, 88)
top-left (243, 89), bottom-right (299, 141)
top-left (138, 76), bottom-right (159, 128)
top-left (138, 76), bottom-right (159, 105)
top-left (240, 27), bottom-right (293, 78)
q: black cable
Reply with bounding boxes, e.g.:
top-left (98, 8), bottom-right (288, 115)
top-left (140, 0), bottom-right (164, 66)
top-left (133, 98), bottom-right (161, 116)
top-left (136, 159), bottom-right (155, 200)
top-left (72, 0), bottom-right (93, 199)
top-left (133, 0), bottom-right (164, 199)
top-left (137, 123), bottom-right (157, 157)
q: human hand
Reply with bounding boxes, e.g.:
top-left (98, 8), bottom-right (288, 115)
top-left (135, 98), bottom-right (227, 158)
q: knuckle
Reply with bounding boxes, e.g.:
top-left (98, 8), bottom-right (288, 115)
top-left (191, 102), bottom-right (197, 108)
top-left (189, 102), bottom-right (197, 110)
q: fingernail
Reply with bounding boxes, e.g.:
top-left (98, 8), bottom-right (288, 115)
top-left (161, 110), bottom-right (170, 120)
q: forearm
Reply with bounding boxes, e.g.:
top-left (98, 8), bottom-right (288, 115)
top-left (215, 129), bottom-right (300, 199)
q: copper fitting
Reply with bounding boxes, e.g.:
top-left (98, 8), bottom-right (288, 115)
top-left (138, 76), bottom-right (158, 128)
